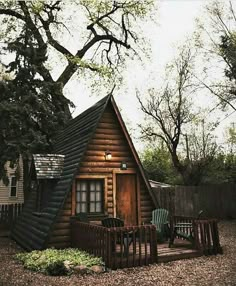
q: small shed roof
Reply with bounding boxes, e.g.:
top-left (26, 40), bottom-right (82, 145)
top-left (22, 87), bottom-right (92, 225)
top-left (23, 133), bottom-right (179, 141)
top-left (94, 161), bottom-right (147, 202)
top-left (33, 154), bottom-right (65, 179)
top-left (149, 180), bottom-right (171, 188)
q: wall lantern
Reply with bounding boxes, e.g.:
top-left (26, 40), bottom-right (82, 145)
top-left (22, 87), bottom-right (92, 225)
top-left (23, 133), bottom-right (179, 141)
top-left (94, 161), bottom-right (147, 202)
top-left (120, 161), bottom-right (127, 170)
top-left (105, 150), bottom-right (112, 160)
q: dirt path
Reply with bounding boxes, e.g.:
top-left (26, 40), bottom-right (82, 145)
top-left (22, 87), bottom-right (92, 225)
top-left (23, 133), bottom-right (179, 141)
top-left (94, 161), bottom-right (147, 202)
top-left (0, 220), bottom-right (236, 286)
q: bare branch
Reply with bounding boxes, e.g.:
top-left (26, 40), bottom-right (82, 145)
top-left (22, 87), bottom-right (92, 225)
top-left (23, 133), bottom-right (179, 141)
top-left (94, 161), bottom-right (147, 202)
top-left (0, 8), bottom-right (25, 21)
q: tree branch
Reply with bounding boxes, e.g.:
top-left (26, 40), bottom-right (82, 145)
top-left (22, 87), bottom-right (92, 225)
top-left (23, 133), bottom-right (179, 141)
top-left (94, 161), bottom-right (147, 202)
top-left (0, 8), bottom-right (25, 21)
top-left (57, 34), bottom-right (130, 86)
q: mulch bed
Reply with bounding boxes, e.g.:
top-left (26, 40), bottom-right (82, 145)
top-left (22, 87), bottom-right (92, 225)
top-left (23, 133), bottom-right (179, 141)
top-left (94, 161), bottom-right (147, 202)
top-left (0, 220), bottom-right (236, 286)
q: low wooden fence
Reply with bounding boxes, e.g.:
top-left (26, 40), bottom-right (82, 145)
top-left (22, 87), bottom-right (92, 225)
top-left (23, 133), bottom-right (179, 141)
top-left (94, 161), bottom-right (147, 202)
top-left (193, 219), bottom-right (222, 255)
top-left (0, 203), bottom-right (24, 227)
top-left (172, 216), bottom-right (222, 255)
top-left (71, 220), bottom-right (158, 269)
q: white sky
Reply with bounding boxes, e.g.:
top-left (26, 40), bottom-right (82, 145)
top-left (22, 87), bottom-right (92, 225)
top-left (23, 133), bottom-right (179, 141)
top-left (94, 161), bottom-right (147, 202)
top-left (65, 0), bottom-right (236, 150)
top-left (2, 0), bottom-right (234, 150)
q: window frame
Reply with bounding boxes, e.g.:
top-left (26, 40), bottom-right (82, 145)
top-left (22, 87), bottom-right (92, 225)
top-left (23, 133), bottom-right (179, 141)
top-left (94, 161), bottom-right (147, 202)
top-left (73, 175), bottom-right (108, 216)
top-left (9, 175), bottom-right (18, 198)
top-left (76, 179), bottom-right (104, 214)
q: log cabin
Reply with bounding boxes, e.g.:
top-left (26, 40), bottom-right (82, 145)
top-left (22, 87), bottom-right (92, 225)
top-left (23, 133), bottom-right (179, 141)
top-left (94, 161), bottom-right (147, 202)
top-left (12, 94), bottom-right (156, 250)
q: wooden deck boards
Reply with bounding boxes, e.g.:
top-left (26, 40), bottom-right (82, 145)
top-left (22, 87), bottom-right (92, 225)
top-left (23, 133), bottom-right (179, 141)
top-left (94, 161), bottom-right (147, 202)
top-left (158, 240), bottom-right (201, 263)
top-left (113, 238), bottom-right (201, 265)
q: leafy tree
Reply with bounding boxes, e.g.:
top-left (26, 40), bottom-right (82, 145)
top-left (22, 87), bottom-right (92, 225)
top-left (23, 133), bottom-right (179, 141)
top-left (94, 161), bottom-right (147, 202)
top-left (0, 0), bottom-right (155, 116)
top-left (138, 46), bottom-right (219, 185)
top-left (195, 0), bottom-right (236, 111)
top-left (141, 143), bottom-right (181, 185)
top-left (0, 0), bottom-right (155, 185)
top-left (224, 123), bottom-right (236, 153)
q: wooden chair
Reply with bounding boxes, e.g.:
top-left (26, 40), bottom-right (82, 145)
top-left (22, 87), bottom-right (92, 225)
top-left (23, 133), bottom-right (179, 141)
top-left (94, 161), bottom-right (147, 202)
top-left (102, 217), bottom-right (133, 253)
top-left (169, 210), bottom-right (204, 247)
top-left (102, 217), bottom-right (124, 228)
top-left (75, 212), bottom-right (89, 223)
top-left (151, 208), bottom-right (170, 242)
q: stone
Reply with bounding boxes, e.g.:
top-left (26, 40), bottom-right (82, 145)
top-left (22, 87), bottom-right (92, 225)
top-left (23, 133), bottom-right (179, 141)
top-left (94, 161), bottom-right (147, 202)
top-left (73, 265), bottom-right (89, 275)
top-left (90, 265), bottom-right (105, 274)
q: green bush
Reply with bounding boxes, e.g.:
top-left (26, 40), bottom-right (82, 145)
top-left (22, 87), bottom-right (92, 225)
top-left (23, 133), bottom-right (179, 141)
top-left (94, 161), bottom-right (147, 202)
top-left (16, 248), bottom-right (104, 276)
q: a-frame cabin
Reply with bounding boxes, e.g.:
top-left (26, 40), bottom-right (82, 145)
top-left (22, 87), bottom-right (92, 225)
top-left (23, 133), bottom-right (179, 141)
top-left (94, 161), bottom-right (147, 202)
top-left (12, 94), bottom-right (156, 250)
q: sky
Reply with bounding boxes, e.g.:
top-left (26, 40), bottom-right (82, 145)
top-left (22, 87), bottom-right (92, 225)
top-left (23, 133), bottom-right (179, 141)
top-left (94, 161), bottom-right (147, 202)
top-left (1, 0), bottom-right (235, 150)
top-left (65, 0), bottom-right (232, 150)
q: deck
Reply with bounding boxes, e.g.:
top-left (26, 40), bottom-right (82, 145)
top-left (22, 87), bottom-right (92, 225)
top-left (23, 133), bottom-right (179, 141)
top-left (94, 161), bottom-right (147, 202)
top-left (71, 219), bottom-right (222, 269)
top-left (109, 238), bottom-right (201, 268)
top-left (157, 240), bottom-right (201, 263)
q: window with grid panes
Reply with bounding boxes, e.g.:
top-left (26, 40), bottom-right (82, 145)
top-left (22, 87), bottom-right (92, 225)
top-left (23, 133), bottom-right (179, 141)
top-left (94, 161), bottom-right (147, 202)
top-left (76, 180), bottom-right (103, 214)
top-left (9, 176), bottom-right (17, 197)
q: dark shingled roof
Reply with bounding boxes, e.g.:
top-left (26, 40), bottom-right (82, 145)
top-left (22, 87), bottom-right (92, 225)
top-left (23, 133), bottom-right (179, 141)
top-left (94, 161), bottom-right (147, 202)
top-left (12, 94), bottom-right (154, 251)
top-left (33, 154), bottom-right (65, 179)
top-left (12, 95), bottom-right (110, 250)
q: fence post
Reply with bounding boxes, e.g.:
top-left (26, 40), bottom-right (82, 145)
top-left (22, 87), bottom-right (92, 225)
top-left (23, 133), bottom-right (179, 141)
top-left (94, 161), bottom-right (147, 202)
top-left (150, 225), bottom-right (158, 263)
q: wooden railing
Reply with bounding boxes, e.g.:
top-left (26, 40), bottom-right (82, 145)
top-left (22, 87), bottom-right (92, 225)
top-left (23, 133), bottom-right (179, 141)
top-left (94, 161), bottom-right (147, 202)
top-left (172, 215), bottom-right (196, 238)
top-left (0, 203), bottom-right (24, 226)
top-left (71, 220), bottom-right (158, 269)
top-left (172, 216), bottom-right (222, 255)
top-left (193, 219), bottom-right (222, 255)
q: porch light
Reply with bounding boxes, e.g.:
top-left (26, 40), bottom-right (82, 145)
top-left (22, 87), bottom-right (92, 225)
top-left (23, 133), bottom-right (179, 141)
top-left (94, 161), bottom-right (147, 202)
top-left (105, 150), bottom-right (112, 160)
top-left (120, 162), bottom-right (127, 170)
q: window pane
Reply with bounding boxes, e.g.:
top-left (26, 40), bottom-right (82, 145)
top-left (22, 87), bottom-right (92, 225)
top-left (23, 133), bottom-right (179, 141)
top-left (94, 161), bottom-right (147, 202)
top-left (90, 181), bottom-right (95, 191)
top-left (81, 182), bottom-right (87, 191)
top-left (90, 191), bottom-right (95, 201)
top-left (11, 187), bottom-right (16, 197)
top-left (81, 192), bottom-right (87, 202)
top-left (96, 202), bottom-right (101, 212)
top-left (76, 192), bottom-right (81, 201)
top-left (90, 202), bottom-right (95, 212)
top-left (76, 182), bottom-right (81, 191)
top-left (96, 191), bottom-right (101, 201)
top-left (96, 182), bottom-right (101, 191)
top-left (11, 177), bottom-right (17, 187)
top-left (81, 203), bottom-right (87, 213)
top-left (76, 203), bottom-right (81, 213)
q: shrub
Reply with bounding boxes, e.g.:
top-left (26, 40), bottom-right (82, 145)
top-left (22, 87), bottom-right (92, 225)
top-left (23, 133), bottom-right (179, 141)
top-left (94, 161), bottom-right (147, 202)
top-left (16, 248), bottom-right (104, 276)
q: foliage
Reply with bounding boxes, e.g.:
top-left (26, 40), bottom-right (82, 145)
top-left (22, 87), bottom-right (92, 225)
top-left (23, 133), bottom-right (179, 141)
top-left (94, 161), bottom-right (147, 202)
top-left (16, 248), bottom-right (104, 276)
top-left (195, 0), bottom-right (236, 111)
top-left (141, 144), bottom-right (181, 184)
top-left (0, 0), bottom-right (155, 184)
top-left (202, 152), bottom-right (236, 184)
top-left (138, 45), bottom-right (219, 185)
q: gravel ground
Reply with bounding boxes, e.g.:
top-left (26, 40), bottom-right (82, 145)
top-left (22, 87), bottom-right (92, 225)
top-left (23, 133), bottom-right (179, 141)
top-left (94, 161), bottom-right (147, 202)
top-left (0, 220), bottom-right (236, 286)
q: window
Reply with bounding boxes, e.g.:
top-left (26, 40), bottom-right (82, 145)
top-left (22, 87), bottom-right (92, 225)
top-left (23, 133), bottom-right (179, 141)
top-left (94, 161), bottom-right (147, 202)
top-left (76, 180), bottom-right (104, 214)
top-left (9, 176), bottom-right (17, 197)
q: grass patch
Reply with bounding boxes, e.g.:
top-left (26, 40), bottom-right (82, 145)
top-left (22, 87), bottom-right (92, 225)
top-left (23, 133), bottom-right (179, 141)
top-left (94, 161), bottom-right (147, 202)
top-left (16, 248), bottom-right (104, 276)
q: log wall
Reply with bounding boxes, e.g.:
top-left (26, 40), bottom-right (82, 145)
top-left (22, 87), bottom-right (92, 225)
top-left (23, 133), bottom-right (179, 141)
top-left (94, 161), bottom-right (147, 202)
top-left (48, 104), bottom-right (154, 247)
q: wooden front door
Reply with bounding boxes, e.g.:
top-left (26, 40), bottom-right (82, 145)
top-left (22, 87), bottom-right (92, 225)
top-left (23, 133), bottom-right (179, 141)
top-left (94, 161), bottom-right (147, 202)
top-left (116, 174), bottom-right (137, 226)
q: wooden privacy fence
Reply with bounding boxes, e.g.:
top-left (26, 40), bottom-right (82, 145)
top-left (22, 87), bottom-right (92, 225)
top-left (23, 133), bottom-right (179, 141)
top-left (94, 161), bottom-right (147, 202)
top-left (151, 184), bottom-right (236, 219)
top-left (71, 220), bottom-right (158, 269)
top-left (0, 203), bottom-right (24, 226)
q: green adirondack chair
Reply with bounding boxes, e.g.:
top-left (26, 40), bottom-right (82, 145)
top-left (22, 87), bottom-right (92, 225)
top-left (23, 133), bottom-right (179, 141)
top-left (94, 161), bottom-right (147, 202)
top-left (151, 208), bottom-right (170, 242)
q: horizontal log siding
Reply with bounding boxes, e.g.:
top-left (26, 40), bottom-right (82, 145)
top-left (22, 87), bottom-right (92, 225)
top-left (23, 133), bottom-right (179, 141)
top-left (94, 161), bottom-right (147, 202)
top-left (0, 158), bottom-right (24, 205)
top-left (48, 104), bottom-right (154, 247)
top-left (48, 193), bottom-right (72, 249)
top-left (140, 180), bottom-right (155, 223)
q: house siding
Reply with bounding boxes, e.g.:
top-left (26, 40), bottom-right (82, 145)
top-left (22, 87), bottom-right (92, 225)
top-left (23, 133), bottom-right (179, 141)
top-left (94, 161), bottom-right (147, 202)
top-left (0, 158), bottom-right (24, 205)
top-left (48, 103), bottom-right (154, 248)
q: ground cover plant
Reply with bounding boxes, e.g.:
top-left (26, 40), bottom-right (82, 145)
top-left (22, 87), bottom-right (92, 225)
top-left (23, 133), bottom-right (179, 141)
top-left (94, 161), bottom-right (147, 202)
top-left (15, 248), bottom-right (104, 276)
